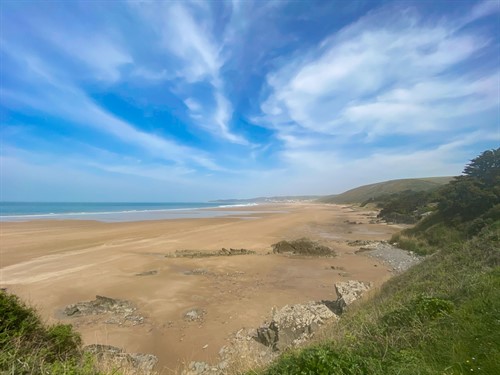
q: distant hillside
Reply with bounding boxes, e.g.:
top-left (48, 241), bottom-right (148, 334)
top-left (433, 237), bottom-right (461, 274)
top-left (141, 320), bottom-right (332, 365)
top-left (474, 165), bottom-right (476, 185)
top-left (212, 195), bottom-right (323, 204)
top-left (318, 177), bottom-right (453, 204)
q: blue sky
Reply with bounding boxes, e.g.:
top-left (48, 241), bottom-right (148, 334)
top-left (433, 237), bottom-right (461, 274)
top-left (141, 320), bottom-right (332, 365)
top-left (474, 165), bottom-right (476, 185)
top-left (1, 0), bottom-right (499, 201)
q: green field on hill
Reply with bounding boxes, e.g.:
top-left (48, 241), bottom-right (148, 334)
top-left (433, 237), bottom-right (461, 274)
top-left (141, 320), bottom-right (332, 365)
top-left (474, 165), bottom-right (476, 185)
top-left (319, 177), bottom-right (453, 204)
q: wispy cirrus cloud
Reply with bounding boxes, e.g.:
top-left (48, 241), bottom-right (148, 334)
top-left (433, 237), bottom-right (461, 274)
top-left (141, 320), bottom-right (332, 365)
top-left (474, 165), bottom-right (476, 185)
top-left (44, 30), bottom-right (133, 83)
top-left (129, 1), bottom-right (249, 145)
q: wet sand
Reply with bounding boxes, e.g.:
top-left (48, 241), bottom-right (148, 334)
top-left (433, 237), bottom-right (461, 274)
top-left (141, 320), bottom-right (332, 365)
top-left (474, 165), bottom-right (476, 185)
top-left (0, 203), bottom-right (401, 373)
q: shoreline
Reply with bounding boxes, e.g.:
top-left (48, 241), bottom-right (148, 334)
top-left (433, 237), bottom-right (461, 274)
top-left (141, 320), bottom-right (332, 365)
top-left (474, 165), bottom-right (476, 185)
top-left (0, 202), bottom-right (268, 223)
top-left (0, 203), bottom-right (403, 373)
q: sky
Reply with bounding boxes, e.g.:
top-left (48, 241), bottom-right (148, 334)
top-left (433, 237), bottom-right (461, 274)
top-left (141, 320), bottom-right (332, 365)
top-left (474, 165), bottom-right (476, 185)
top-left (1, 0), bottom-right (499, 202)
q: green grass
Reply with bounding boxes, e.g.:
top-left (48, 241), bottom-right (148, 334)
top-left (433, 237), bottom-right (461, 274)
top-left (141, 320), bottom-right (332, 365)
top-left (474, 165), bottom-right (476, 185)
top-left (0, 292), bottom-right (106, 375)
top-left (390, 220), bottom-right (464, 256)
top-left (254, 225), bottom-right (500, 375)
top-left (318, 177), bottom-right (453, 204)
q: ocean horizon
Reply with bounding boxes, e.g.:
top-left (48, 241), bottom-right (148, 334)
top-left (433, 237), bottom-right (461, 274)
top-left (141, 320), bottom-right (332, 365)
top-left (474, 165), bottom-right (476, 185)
top-left (0, 201), bottom-right (260, 223)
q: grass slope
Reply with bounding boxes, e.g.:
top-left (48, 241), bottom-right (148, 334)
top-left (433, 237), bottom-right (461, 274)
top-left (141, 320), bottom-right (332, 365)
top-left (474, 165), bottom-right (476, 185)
top-left (319, 177), bottom-right (453, 204)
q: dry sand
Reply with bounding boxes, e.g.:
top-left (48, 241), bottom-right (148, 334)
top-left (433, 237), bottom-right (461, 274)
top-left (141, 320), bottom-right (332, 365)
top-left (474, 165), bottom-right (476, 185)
top-left (0, 203), bottom-right (402, 373)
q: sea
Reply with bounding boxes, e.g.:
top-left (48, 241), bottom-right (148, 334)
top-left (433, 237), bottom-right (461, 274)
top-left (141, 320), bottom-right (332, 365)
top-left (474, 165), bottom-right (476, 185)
top-left (0, 202), bottom-right (260, 223)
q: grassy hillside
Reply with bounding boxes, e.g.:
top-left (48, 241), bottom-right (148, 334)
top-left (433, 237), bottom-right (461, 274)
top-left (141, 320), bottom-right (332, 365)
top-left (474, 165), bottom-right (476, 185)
top-left (319, 177), bottom-right (453, 204)
top-left (257, 225), bottom-right (499, 375)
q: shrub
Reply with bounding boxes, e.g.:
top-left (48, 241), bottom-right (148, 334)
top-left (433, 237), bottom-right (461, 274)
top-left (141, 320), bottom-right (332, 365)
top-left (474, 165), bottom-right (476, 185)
top-left (46, 324), bottom-right (82, 359)
top-left (0, 291), bottom-right (99, 374)
top-left (263, 345), bottom-right (377, 375)
top-left (0, 292), bottom-right (43, 342)
top-left (381, 296), bottom-right (454, 330)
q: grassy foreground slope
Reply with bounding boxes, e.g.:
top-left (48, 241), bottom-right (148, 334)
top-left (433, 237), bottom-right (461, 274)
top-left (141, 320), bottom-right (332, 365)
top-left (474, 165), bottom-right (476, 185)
top-left (0, 291), bottom-right (99, 374)
top-left (1, 281), bottom-right (146, 375)
top-left (257, 149), bottom-right (499, 375)
top-left (258, 226), bottom-right (499, 375)
top-left (318, 177), bottom-right (452, 204)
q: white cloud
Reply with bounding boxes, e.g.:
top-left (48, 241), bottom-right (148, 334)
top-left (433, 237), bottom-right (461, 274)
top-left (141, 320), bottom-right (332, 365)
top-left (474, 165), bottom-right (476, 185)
top-left (213, 93), bottom-right (249, 145)
top-left (261, 5), bottom-right (498, 142)
top-left (162, 3), bottom-right (221, 83)
top-left (53, 35), bottom-right (132, 83)
top-left (184, 98), bottom-right (203, 112)
top-left (341, 73), bottom-right (500, 136)
top-left (131, 67), bottom-right (171, 82)
top-left (466, 0), bottom-right (500, 23)
top-left (20, 12), bottom-right (134, 84)
top-left (0, 45), bottom-right (221, 172)
top-left (128, 1), bottom-right (248, 144)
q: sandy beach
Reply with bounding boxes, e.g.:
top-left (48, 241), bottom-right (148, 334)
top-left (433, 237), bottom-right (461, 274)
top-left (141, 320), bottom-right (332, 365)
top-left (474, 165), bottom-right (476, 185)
top-left (0, 203), bottom-right (402, 373)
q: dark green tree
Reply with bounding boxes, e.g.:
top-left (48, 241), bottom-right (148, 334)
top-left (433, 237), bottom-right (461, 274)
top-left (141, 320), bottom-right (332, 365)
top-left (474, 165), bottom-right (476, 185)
top-left (463, 148), bottom-right (500, 187)
top-left (438, 148), bottom-right (500, 222)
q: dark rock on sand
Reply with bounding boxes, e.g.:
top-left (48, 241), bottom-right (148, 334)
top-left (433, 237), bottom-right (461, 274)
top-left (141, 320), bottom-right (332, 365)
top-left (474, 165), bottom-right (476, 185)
top-left (184, 308), bottom-right (206, 322)
top-left (168, 248), bottom-right (255, 258)
top-left (272, 238), bottom-right (336, 256)
top-left (64, 295), bottom-right (144, 325)
top-left (135, 270), bottom-right (158, 276)
top-left (64, 295), bottom-right (135, 316)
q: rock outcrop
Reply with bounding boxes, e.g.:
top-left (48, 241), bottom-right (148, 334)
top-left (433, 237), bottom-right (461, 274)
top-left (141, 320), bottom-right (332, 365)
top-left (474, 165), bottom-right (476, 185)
top-left (333, 280), bottom-right (372, 313)
top-left (167, 248), bottom-right (255, 258)
top-left (84, 344), bottom-right (158, 373)
top-left (255, 301), bottom-right (338, 351)
top-left (184, 308), bottom-right (206, 322)
top-left (272, 238), bottom-right (336, 256)
top-left (64, 295), bottom-right (144, 325)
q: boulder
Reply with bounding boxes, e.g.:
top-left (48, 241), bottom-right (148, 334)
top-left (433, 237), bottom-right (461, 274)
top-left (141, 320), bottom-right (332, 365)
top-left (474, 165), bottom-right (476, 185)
top-left (334, 280), bottom-right (371, 313)
top-left (255, 301), bottom-right (337, 351)
top-left (254, 281), bottom-right (371, 351)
